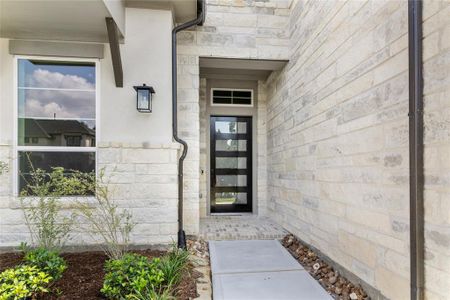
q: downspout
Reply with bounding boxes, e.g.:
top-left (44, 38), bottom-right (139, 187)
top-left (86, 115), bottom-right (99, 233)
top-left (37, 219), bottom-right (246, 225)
top-left (408, 1), bottom-right (424, 299)
top-left (172, 0), bottom-right (206, 249)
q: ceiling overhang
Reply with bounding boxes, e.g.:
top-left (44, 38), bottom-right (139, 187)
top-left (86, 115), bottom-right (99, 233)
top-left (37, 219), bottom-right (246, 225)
top-left (126, 0), bottom-right (197, 24)
top-left (0, 0), bottom-right (197, 42)
top-left (200, 57), bottom-right (289, 81)
top-left (0, 0), bottom-right (121, 43)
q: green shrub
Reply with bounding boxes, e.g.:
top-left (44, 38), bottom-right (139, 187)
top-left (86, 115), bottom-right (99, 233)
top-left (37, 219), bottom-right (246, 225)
top-left (158, 245), bottom-right (189, 286)
top-left (20, 165), bottom-right (95, 251)
top-left (0, 161), bottom-right (8, 175)
top-left (23, 247), bottom-right (67, 280)
top-left (75, 169), bottom-right (134, 260)
top-left (101, 253), bottom-right (164, 300)
top-left (0, 265), bottom-right (52, 300)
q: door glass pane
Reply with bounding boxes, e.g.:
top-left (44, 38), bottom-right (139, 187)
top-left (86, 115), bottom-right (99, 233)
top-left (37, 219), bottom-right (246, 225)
top-left (215, 192), bottom-right (247, 205)
top-left (216, 175), bottom-right (247, 187)
top-left (215, 121), bottom-right (246, 134)
top-left (237, 122), bottom-right (247, 133)
top-left (216, 157), bottom-right (246, 169)
top-left (216, 139), bottom-right (247, 151)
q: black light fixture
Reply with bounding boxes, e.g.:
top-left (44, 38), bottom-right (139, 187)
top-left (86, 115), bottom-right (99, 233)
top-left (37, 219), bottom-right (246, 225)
top-left (133, 84), bottom-right (155, 113)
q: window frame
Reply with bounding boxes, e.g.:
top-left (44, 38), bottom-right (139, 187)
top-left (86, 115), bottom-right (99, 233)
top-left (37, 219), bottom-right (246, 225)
top-left (13, 55), bottom-right (100, 197)
top-left (210, 88), bottom-right (254, 107)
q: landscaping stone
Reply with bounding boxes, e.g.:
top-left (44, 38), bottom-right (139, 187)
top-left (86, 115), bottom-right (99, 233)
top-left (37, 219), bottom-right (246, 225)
top-left (282, 234), bottom-right (369, 300)
top-left (188, 237), bottom-right (212, 300)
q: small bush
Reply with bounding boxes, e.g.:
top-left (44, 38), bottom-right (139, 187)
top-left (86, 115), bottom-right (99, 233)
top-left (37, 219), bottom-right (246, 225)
top-left (158, 245), bottom-right (189, 286)
top-left (23, 247), bottom-right (67, 280)
top-left (101, 253), bottom-right (164, 300)
top-left (75, 169), bottom-right (134, 260)
top-left (0, 161), bottom-right (8, 175)
top-left (0, 265), bottom-right (52, 299)
top-left (20, 166), bottom-right (94, 251)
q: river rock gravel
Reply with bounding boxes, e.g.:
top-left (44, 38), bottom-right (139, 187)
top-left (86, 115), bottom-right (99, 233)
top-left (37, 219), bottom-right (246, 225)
top-left (282, 234), bottom-right (369, 300)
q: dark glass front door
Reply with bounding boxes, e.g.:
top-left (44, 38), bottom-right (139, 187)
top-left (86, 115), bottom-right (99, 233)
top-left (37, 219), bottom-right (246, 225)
top-left (210, 116), bottom-right (252, 213)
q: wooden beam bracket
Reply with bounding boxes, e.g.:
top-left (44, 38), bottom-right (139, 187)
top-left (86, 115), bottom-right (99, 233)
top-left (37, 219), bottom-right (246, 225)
top-left (105, 17), bottom-right (123, 88)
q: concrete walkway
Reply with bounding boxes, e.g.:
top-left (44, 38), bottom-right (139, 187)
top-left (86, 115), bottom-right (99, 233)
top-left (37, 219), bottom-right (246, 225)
top-left (209, 240), bottom-right (332, 300)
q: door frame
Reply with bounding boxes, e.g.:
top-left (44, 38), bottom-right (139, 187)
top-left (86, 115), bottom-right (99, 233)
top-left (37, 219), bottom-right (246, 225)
top-left (210, 115), bottom-right (253, 213)
top-left (205, 79), bottom-right (258, 215)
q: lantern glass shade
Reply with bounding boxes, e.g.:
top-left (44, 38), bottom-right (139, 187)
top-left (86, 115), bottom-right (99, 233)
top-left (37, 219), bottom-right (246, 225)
top-left (133, 84), bottom-right (155, 113)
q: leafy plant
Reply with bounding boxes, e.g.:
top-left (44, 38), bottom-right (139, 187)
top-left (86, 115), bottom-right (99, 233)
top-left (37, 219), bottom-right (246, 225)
top-left (132, 287), bottom-right (174, 300)
top-left (0, 265), bottom-right (52, 300)
top-left (158, 244), bottom-right (189, 286)
top-left (23, 247), bottom-right (67, 280)
top-left (75, 169), bottom-right (135, 260)
top-left (101, 253), bottom-right (164, 300)
top-left (0, 161), bottom-right (8, 175)
top-left (20, 164), bottom-right (94, 251)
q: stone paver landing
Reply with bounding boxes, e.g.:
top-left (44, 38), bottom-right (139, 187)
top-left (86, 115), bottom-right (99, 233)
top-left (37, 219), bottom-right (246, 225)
top-left (200, 216), bottom-right (287, 240)
top-left (209, 240), bottom-right (332, 300)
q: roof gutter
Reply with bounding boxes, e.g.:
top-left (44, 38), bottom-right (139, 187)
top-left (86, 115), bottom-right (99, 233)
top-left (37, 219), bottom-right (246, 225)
top-left (172, 0), bottom-right (205, 249)
top-left (408, 1), bottom-right (424, 299)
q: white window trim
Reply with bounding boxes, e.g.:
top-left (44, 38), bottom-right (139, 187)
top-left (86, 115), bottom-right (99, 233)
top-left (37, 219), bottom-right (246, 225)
top-left (13, 55), bottom-right (100, 197)
top-left (210, 88), bottom-right (254, 107)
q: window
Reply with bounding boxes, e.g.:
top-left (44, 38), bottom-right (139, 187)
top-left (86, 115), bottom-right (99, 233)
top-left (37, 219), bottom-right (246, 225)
top-left (16, 58), bottom-right (97, 195)
top-left (211, 89), bottom-right (253, 106)
top-left (65, 136), bottom-right (82, 147)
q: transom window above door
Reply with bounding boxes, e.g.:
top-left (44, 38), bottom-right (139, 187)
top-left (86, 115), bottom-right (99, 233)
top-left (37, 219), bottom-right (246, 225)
top-left (16, 58), bottom-right (97, 195)
top-left (211, 89), bottom-right (253, 106)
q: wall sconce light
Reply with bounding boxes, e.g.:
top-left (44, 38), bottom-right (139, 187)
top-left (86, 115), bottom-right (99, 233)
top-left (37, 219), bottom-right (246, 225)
top-left (133, 84), bottom-right (155, 113)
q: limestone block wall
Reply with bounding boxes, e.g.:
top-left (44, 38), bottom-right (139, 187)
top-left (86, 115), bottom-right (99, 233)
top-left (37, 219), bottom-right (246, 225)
top-left (97, 143), bottom-right (180, 245)
top-left (265, 1), bottom-right (450, 299)
top-left (257, 81), bottom-right (269, 216)
top-left (199, 78), bottom-right (208, 218)
top-left (176, 54), bottom-right (201, 234)
top-left (178, 0), bottom-right (291, 60)
top-left (0, 143), bottom-right (179, 247)
top-left (422, 1), bottom-right (450, 299)
top-left (267, 0), bottom-right (405, 298)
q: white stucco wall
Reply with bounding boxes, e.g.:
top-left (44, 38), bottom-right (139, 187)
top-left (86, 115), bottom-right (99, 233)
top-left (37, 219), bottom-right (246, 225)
top-left (101, 8), bottom-right (173, 145)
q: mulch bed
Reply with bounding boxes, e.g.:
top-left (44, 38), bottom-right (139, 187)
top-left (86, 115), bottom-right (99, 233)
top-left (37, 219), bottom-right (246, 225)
top-left (282, 234), bottom-right (369, 300)
top-left (0, 249), bottom-right (198, 300)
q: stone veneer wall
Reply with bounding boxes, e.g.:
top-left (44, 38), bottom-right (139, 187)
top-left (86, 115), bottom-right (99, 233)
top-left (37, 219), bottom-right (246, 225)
top-left (265, 1), bottom-right (450, 299)
top-left (178, 0), bottom-right (291, 230)
top-left (257, 81), bottom-right (268, 216)
top-left (0, 143), bottom-right (180, 247)
top-left (199, 78), bottom-right (208, 218)
top-left (97, 143), bottom-right (180, 245)
top-left (422, 1), bottom-right (450, 299)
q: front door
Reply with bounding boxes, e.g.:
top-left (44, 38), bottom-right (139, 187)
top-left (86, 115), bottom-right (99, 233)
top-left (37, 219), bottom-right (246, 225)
top-left (210, 116), bottom-right (252, 213)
